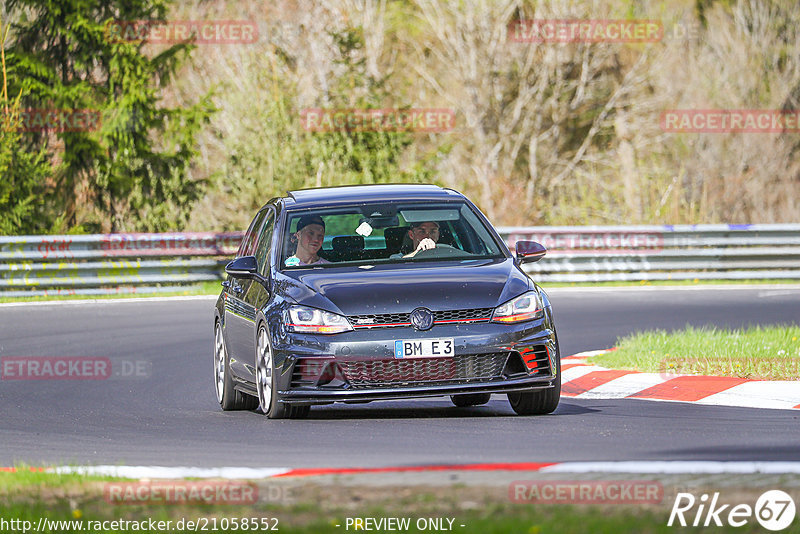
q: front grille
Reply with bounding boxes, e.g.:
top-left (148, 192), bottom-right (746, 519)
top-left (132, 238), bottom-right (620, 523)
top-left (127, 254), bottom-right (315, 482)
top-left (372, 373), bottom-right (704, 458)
top-left (338, 353), bottom-right (509, 388)
top-left (348, 307), bottom-right (494, 329)
top-left (348, 312), bottom-right (410, 327)
top-left (434, 308), bottom-right (494, 323)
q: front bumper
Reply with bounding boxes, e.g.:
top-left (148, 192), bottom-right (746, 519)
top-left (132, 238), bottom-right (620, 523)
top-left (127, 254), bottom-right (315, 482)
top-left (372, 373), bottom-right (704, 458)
top-left (280, 374), bottom-right (556, 404)
top-left (271, 316), bottom-right (558, 405)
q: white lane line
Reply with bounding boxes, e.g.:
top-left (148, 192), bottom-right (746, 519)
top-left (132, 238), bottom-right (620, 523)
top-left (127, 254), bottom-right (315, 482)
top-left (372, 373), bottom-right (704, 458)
top-left (49, 465), bottom-right (291, 479)
top-left (695, 381), bottom-right (800, 410)
top-left (573, 372), bottom-right (667, 399)
top-left (0, 295), bottom-right (218, 308)
top-left (561, 365), bottom-right (606, 382)
top-left (541, 461), bottom-right (800, 474)
top-left (45, 462), bottom-right (800, 478)
top-left (561, 358), bottom-right (589, 365)
top-left (566, 350), bottom-right (611, 358)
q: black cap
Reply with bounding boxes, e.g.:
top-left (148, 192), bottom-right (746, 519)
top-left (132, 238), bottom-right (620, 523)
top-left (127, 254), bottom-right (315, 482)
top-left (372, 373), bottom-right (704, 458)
top-left (296, 215), bottom-right (325, 232)
top-left (409, 220), bottom-right (439, 229)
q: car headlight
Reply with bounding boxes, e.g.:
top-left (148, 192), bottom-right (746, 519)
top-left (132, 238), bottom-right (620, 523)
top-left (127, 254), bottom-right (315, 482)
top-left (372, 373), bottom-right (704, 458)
top-left (286, 305), bottom-right (353, 334)
top-left (491, 291), bottom-right (543, 323)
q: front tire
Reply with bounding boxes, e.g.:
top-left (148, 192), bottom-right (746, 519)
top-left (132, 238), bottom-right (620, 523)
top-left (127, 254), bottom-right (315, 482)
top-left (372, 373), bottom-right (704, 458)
top-left (507, 347), bottom-right (561, 415)
top-left (256, 323), bottom-right (309, 419)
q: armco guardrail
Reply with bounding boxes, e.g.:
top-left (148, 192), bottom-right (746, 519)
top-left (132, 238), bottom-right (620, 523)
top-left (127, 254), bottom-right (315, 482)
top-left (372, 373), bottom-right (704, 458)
top-left (0, 233), bottom-right (243, 297)
top-left (0, 224), bottom-right (798, 296)
top-left (501, 224), bottom-right (800, 282)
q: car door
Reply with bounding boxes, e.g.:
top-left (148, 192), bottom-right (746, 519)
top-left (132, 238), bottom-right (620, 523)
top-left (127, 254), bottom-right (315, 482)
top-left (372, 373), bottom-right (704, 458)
top-left (234, 208), bottom-right (276, 382)
top-left (224, 209), bottom-right (267, 380)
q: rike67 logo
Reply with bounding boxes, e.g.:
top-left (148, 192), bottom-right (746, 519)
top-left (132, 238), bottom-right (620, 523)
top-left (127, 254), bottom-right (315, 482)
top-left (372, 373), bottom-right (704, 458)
top-left (668, 490), bottom-right (796, 531)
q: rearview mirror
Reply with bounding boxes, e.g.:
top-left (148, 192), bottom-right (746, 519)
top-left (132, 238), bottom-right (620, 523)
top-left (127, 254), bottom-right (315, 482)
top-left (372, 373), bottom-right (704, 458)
top-left (361, 215), bottom-right (399, 229)
top-left (515, 241), bottom-right (547, 264)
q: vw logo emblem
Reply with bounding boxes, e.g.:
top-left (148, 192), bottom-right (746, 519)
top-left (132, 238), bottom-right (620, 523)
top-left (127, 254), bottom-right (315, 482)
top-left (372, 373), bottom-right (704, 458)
top-left (409, 307), bottom-right (434, 331)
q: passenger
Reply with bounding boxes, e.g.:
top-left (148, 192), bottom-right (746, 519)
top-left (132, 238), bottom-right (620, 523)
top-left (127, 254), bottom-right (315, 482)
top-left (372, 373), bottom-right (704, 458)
top-left (286, 215), bottom-right (330, 266)
top-left (402, 221), bottom-right (440, 258)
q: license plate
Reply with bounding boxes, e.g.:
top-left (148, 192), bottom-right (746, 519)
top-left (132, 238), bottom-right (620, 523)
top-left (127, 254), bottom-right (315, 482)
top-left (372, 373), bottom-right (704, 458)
top-left (394, 338), bottom-right (454, 358)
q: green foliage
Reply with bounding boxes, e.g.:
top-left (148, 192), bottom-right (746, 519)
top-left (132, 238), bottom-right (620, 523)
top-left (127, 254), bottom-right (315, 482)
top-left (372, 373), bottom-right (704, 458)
top-left (6, 1), bottom-right (798, 233)
top-left (209, 27), bottom-right (438, 230)
top-left (3, 0), bottom-right (213, 233)
top-left (0, 104), bottom-right (53, 235)
top-left (0, 14), bottom-right (52, 235)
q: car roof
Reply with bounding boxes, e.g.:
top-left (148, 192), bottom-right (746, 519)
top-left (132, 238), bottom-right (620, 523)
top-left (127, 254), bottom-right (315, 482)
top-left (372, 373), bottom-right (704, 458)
top-left (283, 184), bottom-right (463, 209)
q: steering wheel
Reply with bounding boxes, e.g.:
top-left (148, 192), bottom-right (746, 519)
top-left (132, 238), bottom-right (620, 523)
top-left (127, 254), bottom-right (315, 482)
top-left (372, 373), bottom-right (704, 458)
top-left (411, 244), bottom-right (471, 259)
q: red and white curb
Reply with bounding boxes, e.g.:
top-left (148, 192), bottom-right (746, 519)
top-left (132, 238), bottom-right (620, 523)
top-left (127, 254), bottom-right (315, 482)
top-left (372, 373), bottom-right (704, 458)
top-left (562, 350), bottom-right (800, 410)
top-left (6, 462), bottom-right (800, 479)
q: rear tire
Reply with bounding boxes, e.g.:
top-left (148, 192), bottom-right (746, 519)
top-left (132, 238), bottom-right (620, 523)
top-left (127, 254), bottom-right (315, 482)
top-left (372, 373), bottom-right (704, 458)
top-left (215, 321), bottom-right (256, 410)
top-left (450, 393), bottom-right (491, 407)
top-left (256, 323), bottom-right (310, 419)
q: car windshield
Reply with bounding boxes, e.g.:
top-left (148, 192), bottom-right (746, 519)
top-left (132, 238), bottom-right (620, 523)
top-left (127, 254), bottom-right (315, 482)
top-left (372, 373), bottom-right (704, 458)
top-left (280, 201), bottom-right (506, 269)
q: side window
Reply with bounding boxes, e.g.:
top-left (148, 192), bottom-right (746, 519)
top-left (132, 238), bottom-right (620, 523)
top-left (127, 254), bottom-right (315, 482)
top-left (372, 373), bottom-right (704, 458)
top-left (255, 210), bottom-right (275, 275)
top-left (237, 210), bottom-right (267, 257)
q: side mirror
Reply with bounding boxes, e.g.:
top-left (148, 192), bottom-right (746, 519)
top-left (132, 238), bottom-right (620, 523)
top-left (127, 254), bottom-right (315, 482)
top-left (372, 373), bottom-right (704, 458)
top-left (225, 256), bottom-right (260, 279)
top-left (515, 241), bottom-right (547, 264)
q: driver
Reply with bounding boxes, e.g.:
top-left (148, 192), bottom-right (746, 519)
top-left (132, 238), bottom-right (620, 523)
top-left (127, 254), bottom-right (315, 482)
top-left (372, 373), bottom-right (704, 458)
top-left (403, 221), bottom-right (439, 258)
top-left (286, 215), bottom-right (330, 266)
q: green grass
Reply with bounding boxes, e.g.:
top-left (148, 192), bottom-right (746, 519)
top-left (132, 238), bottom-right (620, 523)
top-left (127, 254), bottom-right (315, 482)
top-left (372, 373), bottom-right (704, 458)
top-left (0, 281), bottom-right (221, 303)
top-left (0, 469), bottom-right (782, 534)
top-left (0, 466), bottom-right (120, 493)
top-left (0, 500), bottom-right (705, 534)
top-left (590, 325), bottom-right (800, 380)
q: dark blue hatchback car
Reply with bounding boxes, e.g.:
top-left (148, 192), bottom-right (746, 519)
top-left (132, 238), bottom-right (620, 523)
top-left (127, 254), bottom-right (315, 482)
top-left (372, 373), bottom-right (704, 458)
top-left (214, 184), bottom-right (560, 418)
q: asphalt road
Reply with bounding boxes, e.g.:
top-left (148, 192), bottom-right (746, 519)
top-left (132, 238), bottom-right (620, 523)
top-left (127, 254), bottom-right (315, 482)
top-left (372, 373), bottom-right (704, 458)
top-left (0, 287), bottom-right (798, 468)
